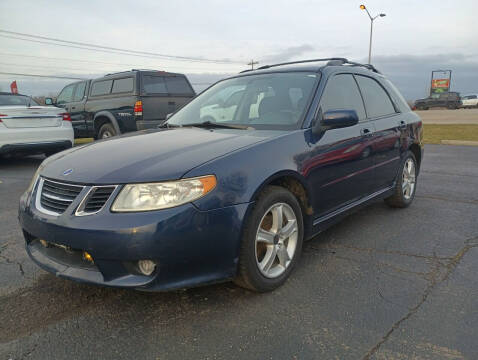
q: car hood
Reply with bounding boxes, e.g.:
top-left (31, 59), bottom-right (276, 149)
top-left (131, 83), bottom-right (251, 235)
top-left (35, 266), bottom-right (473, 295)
top-left (41, 128), bottom-right (281, 184)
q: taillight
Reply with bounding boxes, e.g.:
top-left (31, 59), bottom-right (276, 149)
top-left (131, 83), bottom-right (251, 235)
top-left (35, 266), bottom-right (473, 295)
top-left (0, 114), bottom-right (7, 122)
top-left (60, 113), bottom-right (71, 121)
top-left (134, 101), bottom-right (143, 116)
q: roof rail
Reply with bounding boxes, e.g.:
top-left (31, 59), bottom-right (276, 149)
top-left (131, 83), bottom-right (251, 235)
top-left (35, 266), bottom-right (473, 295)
top-left (104, 69), bottom-right (162, 76)
top-left (240, 58), bottom-right (381, 74)
top-left (131, 69), bottom-right (162, 72)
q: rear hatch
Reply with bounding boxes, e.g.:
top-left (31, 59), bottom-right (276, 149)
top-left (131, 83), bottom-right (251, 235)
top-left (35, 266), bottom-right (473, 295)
top-left (0, 106), bottom-right (62, 128)
top-left (140, 73), bottom-right (195, 121)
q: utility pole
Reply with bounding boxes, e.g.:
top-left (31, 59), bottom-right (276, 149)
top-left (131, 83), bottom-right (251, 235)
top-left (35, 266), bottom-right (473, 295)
top-left (360, 5), bottom-right (386, 64)
top-left (247, 59), bottom-right (259, 70)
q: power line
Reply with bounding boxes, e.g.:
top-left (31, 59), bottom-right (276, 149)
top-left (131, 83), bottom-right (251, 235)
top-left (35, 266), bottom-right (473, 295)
top-left (0, 71), bottom-right (214, 86)
top-left (0, 29), bottom-right (242, 65)
top-left (0, 72), bottom-right (86, 80)
top-left (0, 52), bottom-right (241, 73)
top-left (0, 61), bottom-right (102, 73)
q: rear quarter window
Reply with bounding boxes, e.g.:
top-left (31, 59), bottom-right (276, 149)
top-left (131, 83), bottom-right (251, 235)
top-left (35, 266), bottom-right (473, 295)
top-left (382, 78), bottom-right (411, 112)
top-left (112, 77), bottom-right (134, 93)
top-left (90, 80), bottom-right (113, 96)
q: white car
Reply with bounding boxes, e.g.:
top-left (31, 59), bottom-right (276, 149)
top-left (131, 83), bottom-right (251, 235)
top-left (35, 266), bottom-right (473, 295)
top-left (0, 93), bottom-right (73, 157)
top-left (461, 94), bottom-right (478, 108)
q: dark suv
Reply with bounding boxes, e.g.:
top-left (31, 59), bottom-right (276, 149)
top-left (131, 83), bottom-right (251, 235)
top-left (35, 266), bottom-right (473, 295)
top-left (48, 70), bottom-right (195, 138)
top-left (414, 92), bottom-right (461, 110)
top-left (20, 58), bottom-right (423, 292)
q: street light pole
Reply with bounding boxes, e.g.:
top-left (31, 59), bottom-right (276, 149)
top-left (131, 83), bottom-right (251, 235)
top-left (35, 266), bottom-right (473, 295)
top-left (360, 5), bottom-right (386, 64)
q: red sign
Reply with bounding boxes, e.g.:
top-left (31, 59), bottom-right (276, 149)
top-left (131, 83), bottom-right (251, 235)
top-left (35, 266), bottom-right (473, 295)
top-left (431, 79), bottom-right (450, 89)
top-left (10, 81), bottom-right (18, 94)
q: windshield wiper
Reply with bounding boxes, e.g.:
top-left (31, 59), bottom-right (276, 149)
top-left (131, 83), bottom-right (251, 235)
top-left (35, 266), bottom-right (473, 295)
top-left (180, 121), bottom-right (252, 130)
top-left (157, 122), bottom-right (181, 128)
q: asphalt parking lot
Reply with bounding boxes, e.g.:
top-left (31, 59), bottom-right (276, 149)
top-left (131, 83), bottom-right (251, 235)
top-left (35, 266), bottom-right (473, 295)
top-left (1, 144), bottom-right (478, 360)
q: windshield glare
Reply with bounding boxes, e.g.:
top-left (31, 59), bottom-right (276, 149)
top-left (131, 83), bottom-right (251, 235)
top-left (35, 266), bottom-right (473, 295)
top-left (168, 72), bottom-right (319, 130)
top-left (0, 95), bottom-right (39, 106)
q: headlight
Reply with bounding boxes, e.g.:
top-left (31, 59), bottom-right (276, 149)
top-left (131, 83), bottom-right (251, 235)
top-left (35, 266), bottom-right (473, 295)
top-left (111, 175), bottom-right (217, 212)
top-left (26, 162), bottom-right (46, 194)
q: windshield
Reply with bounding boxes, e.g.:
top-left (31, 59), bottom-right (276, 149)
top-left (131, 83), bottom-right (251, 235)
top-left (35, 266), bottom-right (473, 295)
top-left (168, 72), bottom-right (319, 130)
top-left (0, 95), bottom-right (39, 106)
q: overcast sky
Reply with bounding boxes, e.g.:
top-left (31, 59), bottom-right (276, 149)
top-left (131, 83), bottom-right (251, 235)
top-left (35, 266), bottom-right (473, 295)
top-left (0, 0), bottom-right (477, 100)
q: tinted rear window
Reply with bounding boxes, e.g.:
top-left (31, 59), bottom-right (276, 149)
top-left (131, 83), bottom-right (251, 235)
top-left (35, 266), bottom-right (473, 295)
top-left (90, 80), bottom-right (113, 96)
top-left (112, 78), bottom-right (134, 93)
top-left (0, 95), bottom-right (39, 106)
top-left (320, 74), bottom-right (366, 121)
top-left (142, 75), bottom-right (193, 95)
top-left (355, 75), bottom-right (396, 118)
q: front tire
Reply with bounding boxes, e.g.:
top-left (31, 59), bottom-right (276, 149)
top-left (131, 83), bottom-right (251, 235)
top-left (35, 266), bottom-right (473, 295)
top-left (385, 151), bottom-right (418, 208)
top-left (234, 186), bottom-right (304, 292)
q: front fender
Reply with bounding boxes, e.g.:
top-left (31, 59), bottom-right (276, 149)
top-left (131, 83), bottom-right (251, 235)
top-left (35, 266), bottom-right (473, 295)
top-left (185, 130), bottom-right (312, 211)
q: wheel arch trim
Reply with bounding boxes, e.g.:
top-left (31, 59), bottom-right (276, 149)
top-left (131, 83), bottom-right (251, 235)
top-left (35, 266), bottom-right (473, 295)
top-left (93, 111), bottom-right (121, 136)
top-left (250, 170), bottom-right (314, 219)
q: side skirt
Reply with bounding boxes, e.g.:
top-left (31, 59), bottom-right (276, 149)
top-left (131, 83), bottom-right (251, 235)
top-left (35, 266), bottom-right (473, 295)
top-left (306, 185), bottom-right (395, 240)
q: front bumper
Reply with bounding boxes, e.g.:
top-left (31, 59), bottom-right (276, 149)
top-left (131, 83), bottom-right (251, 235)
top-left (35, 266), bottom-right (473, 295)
top-left (19, 184), bottom-right (250, 291)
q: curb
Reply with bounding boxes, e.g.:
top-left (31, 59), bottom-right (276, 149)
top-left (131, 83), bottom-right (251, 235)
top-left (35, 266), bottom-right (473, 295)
top-left (441, 140), bottom-right (478, 146)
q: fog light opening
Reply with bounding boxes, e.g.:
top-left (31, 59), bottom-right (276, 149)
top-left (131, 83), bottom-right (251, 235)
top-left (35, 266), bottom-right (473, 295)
top-left (138, 260), bottom-right (156, 276)
top-left (83, 251), bottom-right (94, 263)
top-left (39, 239), bottom-right (50, 248)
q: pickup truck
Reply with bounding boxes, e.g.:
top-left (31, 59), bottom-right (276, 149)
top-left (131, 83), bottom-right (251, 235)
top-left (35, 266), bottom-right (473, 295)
top-left (47, 70), bottom-right (196, 138)
top-left (414, 92), bottom-right (461, 110)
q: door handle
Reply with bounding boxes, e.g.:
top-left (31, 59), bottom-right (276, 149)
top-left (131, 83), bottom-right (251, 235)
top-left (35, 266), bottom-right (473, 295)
top-left (71, 106), bottom-right (76, 110)
top-left (360, 127), bottom-right (372, 136)
top-left (398, 120), bottom-right (407, 130)
top-left (168, 101), bottom-right (175, 105)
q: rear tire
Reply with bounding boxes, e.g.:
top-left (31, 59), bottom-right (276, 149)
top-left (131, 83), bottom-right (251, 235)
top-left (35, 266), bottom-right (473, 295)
top-left (234, 186), bottom-right (304, 292)
top-left (385, 151), bottom-right (418, 208)
top-left (98, 123), bottom-right (117, 139)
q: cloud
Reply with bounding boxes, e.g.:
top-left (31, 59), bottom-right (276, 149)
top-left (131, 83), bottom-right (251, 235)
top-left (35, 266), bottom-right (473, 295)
top-left (2, 52), bottom-right (477, 101)
top-left (369, 53), bottom-right (478, 100)
top-left (261, 44), bottom-right (315, 64)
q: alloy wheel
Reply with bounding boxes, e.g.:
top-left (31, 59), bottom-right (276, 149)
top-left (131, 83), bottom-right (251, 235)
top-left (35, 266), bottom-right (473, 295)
top-left (102, 131), bottom-right (112, 139)
top-left (402, 158), bottom-right (416, 200)
top-left (255, 202), bottom-right (298, 279)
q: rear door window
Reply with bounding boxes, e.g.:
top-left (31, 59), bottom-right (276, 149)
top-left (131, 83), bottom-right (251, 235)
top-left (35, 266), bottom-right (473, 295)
top-left (320, 74), bottom-right (366, 121)
top-left (90, 80), bottom-right (113, 96)
top-left (355, 75), bottom-right (396, 118)
top-left (73, 81), bottom-right (87, 101)
top-left (112, 77), bottom-right (134, 93)
top-left (142, 75), bottom-right (194, 95)
top-left (57, 83), bottom-right (76, 105)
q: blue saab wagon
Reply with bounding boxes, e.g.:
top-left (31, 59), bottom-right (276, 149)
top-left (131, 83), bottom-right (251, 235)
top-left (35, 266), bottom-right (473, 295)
top-left (19, 58), bottom-right (423, 292)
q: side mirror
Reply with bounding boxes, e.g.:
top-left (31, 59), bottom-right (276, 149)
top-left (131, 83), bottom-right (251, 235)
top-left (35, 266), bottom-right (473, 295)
top-left (323, 109), bottom-right (359, 129)
top-left (166, 113), bottom-right (173, 120)
top-left (45, 98), bottom-right (53, 105)
top-left (312, 110), bottom-right (359, 135)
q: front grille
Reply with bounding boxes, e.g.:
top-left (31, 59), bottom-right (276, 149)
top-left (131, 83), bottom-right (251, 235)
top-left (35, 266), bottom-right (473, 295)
top-left (79, 186), bottom-right (116, 214)
top-left (39, 178), bottom-right (84, 215)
